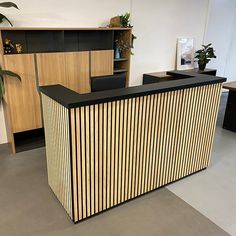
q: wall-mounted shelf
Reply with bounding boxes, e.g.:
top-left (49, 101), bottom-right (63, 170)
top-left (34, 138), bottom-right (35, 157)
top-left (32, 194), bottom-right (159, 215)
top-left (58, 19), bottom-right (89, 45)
top-left (114, 69), bottom-right (128, 73)
top-left (114, 58), bottom-right (128, 62)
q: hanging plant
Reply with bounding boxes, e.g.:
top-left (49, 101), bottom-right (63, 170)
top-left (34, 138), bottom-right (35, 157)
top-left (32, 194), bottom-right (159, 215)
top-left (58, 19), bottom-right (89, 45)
top-left (0, 2), bottom-right (19, 26)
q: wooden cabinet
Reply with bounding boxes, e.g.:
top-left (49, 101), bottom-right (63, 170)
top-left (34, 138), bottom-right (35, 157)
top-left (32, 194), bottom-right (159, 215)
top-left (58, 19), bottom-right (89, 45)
top-left (90, 50), bottom-right (114, 77)
top-left (0, 28), bottom-right (131, 153)
top-left (3, 54), bottom-right (42, 133)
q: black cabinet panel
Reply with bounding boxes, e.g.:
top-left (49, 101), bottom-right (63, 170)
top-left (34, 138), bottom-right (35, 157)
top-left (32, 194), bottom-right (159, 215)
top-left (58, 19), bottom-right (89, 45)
top-left (78, 30), bottom-right (113, 51)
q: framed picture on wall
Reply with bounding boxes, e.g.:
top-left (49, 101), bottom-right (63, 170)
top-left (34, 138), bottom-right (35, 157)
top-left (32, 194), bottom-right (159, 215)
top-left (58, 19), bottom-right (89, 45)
top-left (176, 38), bottom-right (194, 70)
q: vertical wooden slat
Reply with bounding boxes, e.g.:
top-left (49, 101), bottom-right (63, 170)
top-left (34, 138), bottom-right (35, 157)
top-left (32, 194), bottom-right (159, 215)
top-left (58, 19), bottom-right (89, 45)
top-left (103, 103), bottom-right (107, 209)
top-left (90, 105), bottom-right (95, 215)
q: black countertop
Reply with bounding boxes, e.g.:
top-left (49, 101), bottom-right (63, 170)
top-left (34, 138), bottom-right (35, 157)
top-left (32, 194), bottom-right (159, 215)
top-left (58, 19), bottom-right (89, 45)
top-left (39, 71), bottom-right (226, 109)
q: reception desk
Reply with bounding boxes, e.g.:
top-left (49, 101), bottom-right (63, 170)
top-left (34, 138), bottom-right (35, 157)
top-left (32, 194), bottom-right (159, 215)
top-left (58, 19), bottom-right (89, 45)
top-left (40, 72), bottom-right (226, 223)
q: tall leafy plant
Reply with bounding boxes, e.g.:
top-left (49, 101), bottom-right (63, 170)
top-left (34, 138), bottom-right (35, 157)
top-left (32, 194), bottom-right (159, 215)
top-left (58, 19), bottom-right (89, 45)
top-left (0, 67), bottom-right (21, 103)
top-left (0, 2), bottom-right (19, 26)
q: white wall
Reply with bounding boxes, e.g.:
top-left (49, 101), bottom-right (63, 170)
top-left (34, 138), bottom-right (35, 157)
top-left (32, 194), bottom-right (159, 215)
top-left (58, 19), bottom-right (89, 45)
top-left (0, 0), bottom-right (209, 143)
top-left (130, 0), bottom-right (209, 85)
top-left (204, 0), bottom-right (236, 80)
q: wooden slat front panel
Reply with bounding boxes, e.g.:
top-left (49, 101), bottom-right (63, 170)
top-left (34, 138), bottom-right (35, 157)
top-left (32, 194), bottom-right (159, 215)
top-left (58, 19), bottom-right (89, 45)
top-left (70, 83), bottom-right (221, 222)
top-left (41, 94), bottom-right (73, 219)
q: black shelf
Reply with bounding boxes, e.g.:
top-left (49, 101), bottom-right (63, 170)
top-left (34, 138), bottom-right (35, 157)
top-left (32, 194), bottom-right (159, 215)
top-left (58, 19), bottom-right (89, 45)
top-left (114, 58), bottom-right (128, 62)
top-left (1, 29), bottom-right (115, 54)
top-left (114, 69), bottom-right (127, 73)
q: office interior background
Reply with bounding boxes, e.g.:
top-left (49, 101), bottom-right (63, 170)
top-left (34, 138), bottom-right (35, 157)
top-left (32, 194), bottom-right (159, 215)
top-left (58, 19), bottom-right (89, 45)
top-left (0, 0), bottom-right (235, 235)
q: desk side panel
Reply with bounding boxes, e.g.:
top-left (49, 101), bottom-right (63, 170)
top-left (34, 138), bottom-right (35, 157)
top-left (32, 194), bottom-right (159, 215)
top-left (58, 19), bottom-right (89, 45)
top-left (41, 94), bottom-right (73, 220)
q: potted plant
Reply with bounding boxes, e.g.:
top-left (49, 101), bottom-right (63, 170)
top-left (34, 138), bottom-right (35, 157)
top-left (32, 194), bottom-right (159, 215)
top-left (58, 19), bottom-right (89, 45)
top-left (0, 67), bottom-right (21, 103)
top-left (115, 38), bottom-right (131, 59)
top-left (195, 43), bottom-right (216, 71)
top-left (0, 2), bottom-right (19, 26)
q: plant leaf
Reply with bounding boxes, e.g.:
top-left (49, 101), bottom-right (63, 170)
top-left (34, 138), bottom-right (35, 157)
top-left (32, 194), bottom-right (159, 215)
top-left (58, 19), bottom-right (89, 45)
top-left (0, 76), bottom-right (4, 103)
top-left (0, 2), bottom-right (19, 9)
top-left (0, 13), bottom-right (13, 26)
top-left (0, 70), bottom-right (21, 81)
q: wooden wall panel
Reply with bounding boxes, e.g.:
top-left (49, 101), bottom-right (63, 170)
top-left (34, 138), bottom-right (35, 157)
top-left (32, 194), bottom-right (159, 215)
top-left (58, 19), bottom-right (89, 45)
top-left (41, 95), bottom-right (73, 219)
top-left (68, 83), bottom-right (222, 222)
top-left (36, 52), bottom-right (67, 87)
top-left (90, 50), bottom-right (114, 77)
top-left (65, 52), bottom-right (90, 94)
top-left (3, 54), bottom-right (42, 133)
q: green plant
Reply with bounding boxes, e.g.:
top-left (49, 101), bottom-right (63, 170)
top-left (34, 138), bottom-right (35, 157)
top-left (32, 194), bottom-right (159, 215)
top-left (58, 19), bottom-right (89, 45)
top-left (195, 43), bottom-right (216, 70)
top-left (115, 38), bottom-right (131, 54)
top-left (120, 12), bottom-right (131, 27)
top-left (120, 12), bottom-right (137, 53)
top-left (0, 67), bottom-right (21, 103)
top-left (0, 2), bottom-right (19, 26)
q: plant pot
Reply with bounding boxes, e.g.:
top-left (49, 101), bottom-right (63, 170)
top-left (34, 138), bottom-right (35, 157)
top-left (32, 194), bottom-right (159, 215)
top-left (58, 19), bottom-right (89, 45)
top-left (198, 63), bottom-right (206, 71)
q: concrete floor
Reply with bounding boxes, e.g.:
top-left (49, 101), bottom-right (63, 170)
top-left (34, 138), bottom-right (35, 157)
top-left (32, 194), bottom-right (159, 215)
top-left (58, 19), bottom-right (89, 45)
top-left (168, 127), bottom-right (236, 236)
top-left (0, 145), bottom-right (229, 236)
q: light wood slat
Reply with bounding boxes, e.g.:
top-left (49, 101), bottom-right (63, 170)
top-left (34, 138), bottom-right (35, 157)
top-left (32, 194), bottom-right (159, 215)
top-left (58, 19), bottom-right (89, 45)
top-left (80, 106), bottom-right (87, 218)
top-left (110, 101), bottom-right (116, 207)
top-left (75, 108), bottom-right (83, 220)
top-left (125, 99), bottom-right (132, 201)
top-left (41, 83), bottom-right (222, 223)
top-left (131, 97), bottom-right (139, 197)
top-left (128, 98), bottom-right (135, 198)
top-left (94, 104), bottom-right (99, 213)
top-left (103, 103), bottom-right (107, 209)
top-left (117, 100), bottom-right (123, 204)
top-left (144, 95), bottom-right (153, 193)
top-left (138, 96), bottom-right (146, 195)
top-left (90, 105), bottom-right (95, 215)
top-left (121, 99), bottom-right (128, 202)
top-left (99, 104), bottom-right (103, 211)
top-left (135, 97), bottom-right (143, 197)
top-left (85, 106), bottom-right (91, 217)
top-left (114, 101), bottom-right (119, 205)
top-left (107, 102), bottom-right (112, 208)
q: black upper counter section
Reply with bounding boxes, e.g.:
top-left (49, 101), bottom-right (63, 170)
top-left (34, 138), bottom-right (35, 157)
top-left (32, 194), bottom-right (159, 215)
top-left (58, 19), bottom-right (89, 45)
top-left (39, 71), bottom-right (226, 109)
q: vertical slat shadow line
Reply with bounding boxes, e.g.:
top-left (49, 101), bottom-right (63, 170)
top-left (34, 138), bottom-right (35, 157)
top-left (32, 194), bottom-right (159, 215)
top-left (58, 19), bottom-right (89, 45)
top-left (68, 108), bottom-right (75, 222)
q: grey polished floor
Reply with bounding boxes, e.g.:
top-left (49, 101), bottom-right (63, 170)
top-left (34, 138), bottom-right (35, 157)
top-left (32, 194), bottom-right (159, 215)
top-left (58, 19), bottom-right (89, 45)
top-left (0, 145), bottom-right (229, 236)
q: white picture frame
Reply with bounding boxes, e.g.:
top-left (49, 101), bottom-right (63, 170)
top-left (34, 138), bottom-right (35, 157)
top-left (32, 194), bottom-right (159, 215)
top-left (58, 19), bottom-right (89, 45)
top-left (176, 38), bottom-right (194, 70)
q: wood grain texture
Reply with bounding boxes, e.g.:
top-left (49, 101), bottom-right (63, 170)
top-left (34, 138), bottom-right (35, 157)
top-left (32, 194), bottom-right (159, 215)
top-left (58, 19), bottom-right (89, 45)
top-left (3, 54), bottom-right (42, 133)
top-left (36, 52), bottom-right (67, 87)
top-left (65, 52), bottom-right (90, 94)
top-left (41, 94), bottom-right (73, 219)
top-left (42, 83), bottom-right (222, 223)
top-left (90, 50), bottom-right (114, 77)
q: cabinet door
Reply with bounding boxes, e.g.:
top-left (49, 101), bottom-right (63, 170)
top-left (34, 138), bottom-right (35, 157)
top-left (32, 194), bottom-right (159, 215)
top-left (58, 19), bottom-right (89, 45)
top-left (3, 54), bottom-right (42, 133)
top-left (90, 50), bottom-right (114, 77)
top-left (36, 52), bottom-right (67, 86)
top-left (64, 52), bottom-right (90, 94)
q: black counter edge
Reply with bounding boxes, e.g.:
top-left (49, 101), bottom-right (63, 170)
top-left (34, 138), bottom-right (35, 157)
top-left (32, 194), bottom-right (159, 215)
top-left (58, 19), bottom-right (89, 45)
top-left (39, 76), bottom-right (226, 109)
